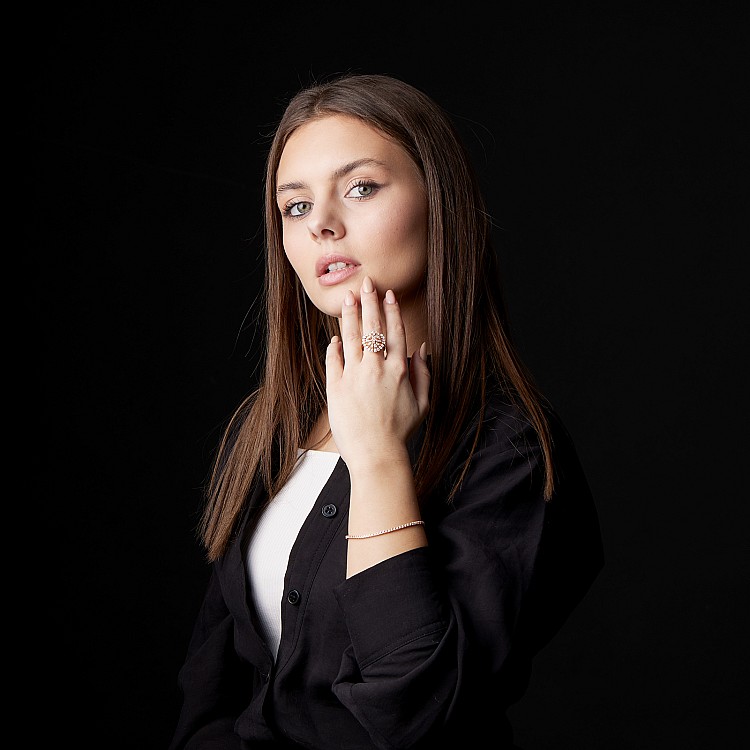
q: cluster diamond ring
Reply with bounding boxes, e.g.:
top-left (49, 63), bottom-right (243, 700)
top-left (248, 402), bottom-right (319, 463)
top-left (361, 330), bottom-right (386, 353)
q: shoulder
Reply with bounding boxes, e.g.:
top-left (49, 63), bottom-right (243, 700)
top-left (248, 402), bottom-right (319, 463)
top-left (446, 382), bottom-right (543, 475)
top-left (458, 379), bottom-right (579, 458)
top-left (440, 379), bottom-right (593, 506)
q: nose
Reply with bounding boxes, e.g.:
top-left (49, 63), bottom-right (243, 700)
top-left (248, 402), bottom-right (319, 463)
top-left (306, 201), bottom-right (345, 242)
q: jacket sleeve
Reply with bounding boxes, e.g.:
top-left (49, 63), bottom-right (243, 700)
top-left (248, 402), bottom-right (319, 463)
top-left (331, 405), bottom-right (604, 749)
top-left (168, 566), bottom-right (246, 750)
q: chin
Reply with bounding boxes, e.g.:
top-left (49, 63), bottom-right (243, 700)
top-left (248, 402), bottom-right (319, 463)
top-left (307, 295), bottom-right (344, 320)
top-left (318, 305), bottom-right (343, 321)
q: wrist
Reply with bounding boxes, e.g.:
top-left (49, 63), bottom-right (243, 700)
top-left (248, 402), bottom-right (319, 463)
top-left (345, 442), bottom-right (413, 477)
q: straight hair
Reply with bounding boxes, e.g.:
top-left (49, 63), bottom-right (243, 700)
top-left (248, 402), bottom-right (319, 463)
top-left (199, 73), bottom-right (555, 561)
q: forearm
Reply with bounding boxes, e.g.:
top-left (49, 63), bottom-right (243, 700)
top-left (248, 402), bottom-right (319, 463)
top-left (345, 446), bottom-right (427, 577)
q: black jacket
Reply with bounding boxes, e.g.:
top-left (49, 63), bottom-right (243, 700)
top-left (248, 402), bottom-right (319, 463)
top-left (170, 390), bottom-right (604, 749)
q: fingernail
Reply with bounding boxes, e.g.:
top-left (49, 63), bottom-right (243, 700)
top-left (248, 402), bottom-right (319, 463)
top-left (419, 342), bottom-right (428, 360)
top-left (345, 290), bottom-right (355, 306)
top-left (362, 276), bottom-right (374, 294)
top-left (385, 289), bottom-right (396, 304)
top-left (331, 335), bottom-right (340, 343)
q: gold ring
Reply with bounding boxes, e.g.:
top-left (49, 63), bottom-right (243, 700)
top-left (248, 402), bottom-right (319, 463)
top-left (361, 330), bottom-right (386, 353)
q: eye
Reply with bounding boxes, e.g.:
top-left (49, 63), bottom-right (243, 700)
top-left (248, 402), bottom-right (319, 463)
top-left (282, 200), bottom-right (312, 219)
top-left (346, 180), bottom-right (379, 200)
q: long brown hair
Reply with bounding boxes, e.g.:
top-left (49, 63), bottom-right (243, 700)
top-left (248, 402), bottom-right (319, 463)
top-left (199, 73), bottom-right (555, 561)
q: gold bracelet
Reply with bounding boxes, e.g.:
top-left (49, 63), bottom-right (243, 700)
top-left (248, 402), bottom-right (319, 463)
top-left (345, 520), bottom-right (425, 540)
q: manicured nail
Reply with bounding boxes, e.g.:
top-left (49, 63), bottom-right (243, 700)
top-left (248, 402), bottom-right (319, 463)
top-left (362, 276), bottom-right (374, 294)
top-left (331, 335), bottom-right (340, 344)
top-left (345, 290), bottom-right (355, 306)
top-left (419, 342), bottom-right (428, 360)
top-left (385, 289), bottom-right (396, 304)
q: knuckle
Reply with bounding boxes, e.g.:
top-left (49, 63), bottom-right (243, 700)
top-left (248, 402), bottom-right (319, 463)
top-left (391, 360), bottom-right (409, 379)
top-left (390, 320), bottom-right (405, 337)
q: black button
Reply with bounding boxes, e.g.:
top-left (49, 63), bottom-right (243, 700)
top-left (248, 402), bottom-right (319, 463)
top-left (321, 503), bottom-right (337, 518)
top-left (287, 589), bottom-right (300, 605)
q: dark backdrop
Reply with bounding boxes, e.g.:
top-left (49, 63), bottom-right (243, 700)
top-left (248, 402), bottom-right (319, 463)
top-left (32, 3), bottom-right (747, 748)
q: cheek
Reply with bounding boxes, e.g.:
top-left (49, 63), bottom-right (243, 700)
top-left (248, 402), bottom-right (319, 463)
top-left (380, 199), bottom-right (428, 260)
top-left (395, 187), bottom-right (427, 233)
top-left (282, 229), bottom-right (306, 275)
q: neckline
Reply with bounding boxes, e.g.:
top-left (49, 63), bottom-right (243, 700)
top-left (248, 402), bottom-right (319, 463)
top-left (297, 448), bottom-right (341, 456)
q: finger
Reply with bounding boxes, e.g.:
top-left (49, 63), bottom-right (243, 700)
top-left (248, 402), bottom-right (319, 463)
top-left (359, 276), bottom-right (386, 358)
top-left (325, 335), bottom-right (344, 385)
top-left (410, 342), bottom-right (431, 418)
top-left (340, 290), bottom-right (363, 365)
top-left (381, 289), bottom-right (407, 363)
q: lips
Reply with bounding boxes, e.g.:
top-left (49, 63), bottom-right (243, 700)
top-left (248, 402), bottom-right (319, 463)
top-left (315, 254), bottom-right (360, 278)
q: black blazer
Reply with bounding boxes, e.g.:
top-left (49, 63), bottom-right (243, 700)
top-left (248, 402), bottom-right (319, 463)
top-left (169, 389), bottom-right (604, 749)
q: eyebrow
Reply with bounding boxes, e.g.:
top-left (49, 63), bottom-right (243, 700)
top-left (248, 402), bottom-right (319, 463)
top-left (276, 158), bottom-right (387, 195)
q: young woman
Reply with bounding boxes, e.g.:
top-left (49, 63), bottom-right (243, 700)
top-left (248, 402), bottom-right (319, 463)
top-left (169, 73), bottom-right (604, 750)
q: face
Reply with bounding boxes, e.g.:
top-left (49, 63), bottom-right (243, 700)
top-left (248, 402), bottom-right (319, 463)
top-left (276, 115), bottom-right (428, 319)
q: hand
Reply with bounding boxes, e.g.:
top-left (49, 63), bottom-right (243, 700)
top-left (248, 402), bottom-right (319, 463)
top-left (325, 276), bottom-right (431, 472)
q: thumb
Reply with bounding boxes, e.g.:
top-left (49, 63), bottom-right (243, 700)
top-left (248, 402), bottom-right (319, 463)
top-left (325, 335), bottom-right (344, 388)
top-left (410, 342), bottom-right (431, 418)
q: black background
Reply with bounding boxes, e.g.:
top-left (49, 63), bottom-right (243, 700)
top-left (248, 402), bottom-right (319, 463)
top-left (31, 3), bottom-right (747, 748)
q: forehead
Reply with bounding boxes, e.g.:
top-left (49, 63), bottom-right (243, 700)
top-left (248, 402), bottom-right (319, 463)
top-left (276, 115), bottom-right (411, 181)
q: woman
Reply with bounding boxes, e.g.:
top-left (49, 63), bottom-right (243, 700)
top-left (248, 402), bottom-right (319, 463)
top-left (169, 73), bottom-right (604, 750)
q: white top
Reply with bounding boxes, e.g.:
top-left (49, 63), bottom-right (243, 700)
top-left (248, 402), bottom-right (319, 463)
top-left (245, 448), bottom-right (340, 659)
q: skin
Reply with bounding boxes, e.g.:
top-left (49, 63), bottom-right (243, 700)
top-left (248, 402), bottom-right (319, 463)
top-left (276, 115), bottom-right (432, 576)
top-left (276, 114), bottom-right (430, 356)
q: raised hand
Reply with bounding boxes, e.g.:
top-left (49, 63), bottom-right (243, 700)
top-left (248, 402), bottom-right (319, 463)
top-left (325, 275), bottom-right (431, 474)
